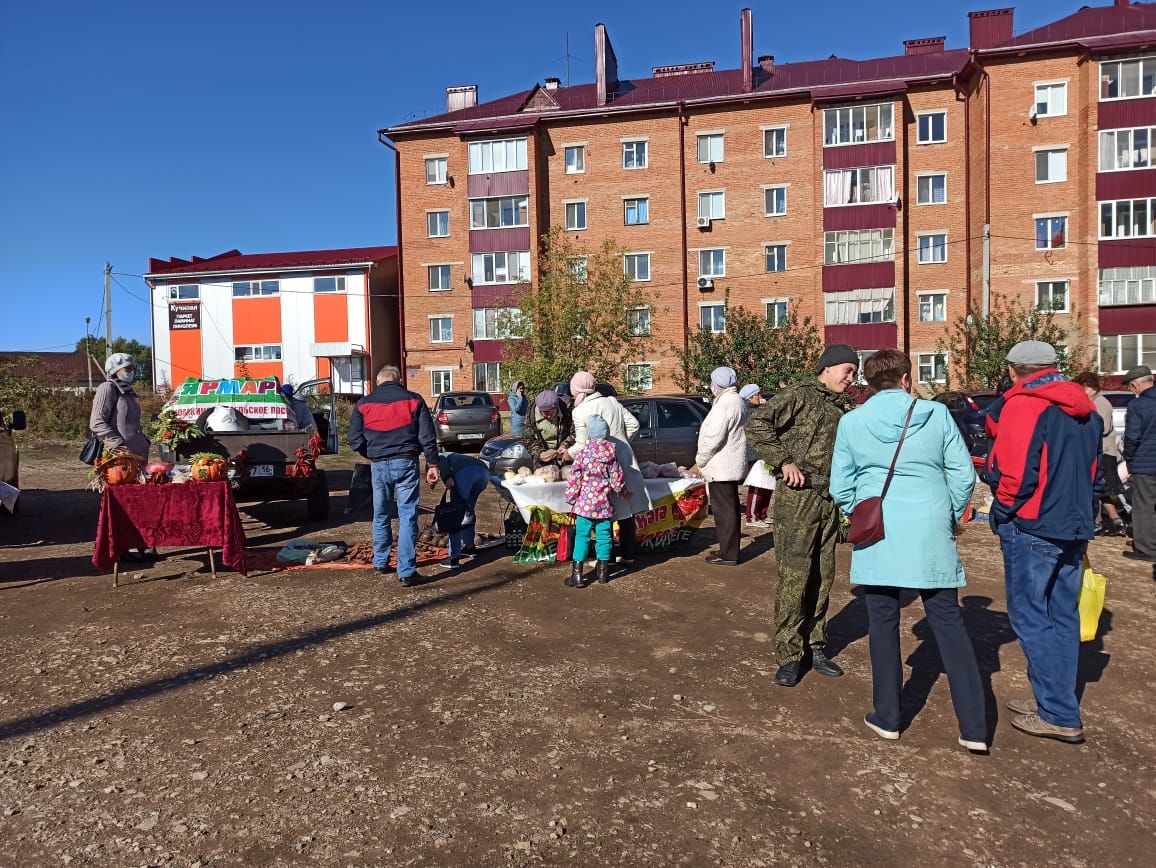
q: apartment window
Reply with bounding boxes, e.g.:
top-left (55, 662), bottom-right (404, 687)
top-left (569, 256), bottom-right (588, 284)
top-left (624, 253), bottom-right (651, 282)
top-left (854, 350), bottom-right (877, 384)
top-left (1034, 82), bottom-right (1068, 116)
top-left (764, 186), bottom-right (787, 216)
top-left (763, 126), bottom-right (787, 158)
top-left (427, 210), bottom-right (450, 237)
top-left (699, 248), bottom-right (726, 278)
top-left (823, 103), bottom-right (894, 146)
top-left (918, 292), bottom-right (947, 322)
top-left (824, 228), bottom-right (895, 265)
top-left (626, 363), bottom-right (654, 393)
top-left (917, 111), bottom-right (947, 144)
top-left (624, 197), bottom-right (649, 225)
top-left (628, 307), bottom-right (651, 336)
top-left (918, 352), bottom-right (947, 384)
top-left (697, 133), bottom-right (724, 164)
top-left (1035, 149), bottom-right (1068, 183)
top-left (1035, 216), bottom-right (1067, 250)
top-left (1099, 127), bottom-right (1155, 171)
top-left (917, 233), bottom-right (948, 264)
top-left (565, 201), bottom-right (587, 230)
top-left (699, 303), bottom-right (726, 333)
top-left (169, 284), bottom-right (199, 300)
top-left (234, 344), bottom-right (282, 362)
top-left (429, 315), bottom-right (453, 343)
top-left (472, 307), bottom-right (521, 340)
top-left (916, 174), bottom-right (947, 205)
top-left (565, 145), bottom-right (585, 174)
top-left (313, 276), bottom-right (346, 293)
top-left (1100, 58), bottom-right (1156, 101)
top-left (471, 251), bottom-right (530, 285)
top-left (697, 191), bottom-right (726, 220)
top-left (623, 140), bottom-right (648, 169)
top-left (824, 166), bottom-right (895, 206)
top-left (1036, 281), bottom-right (1070, 313)
top-left (1100, 197), bottom-right (1156, 238)
top-left (428, 265), bottom-right (451, 291)
top-left (1100, 333), bottom-right (1156, 373)
top-left (431, 369), bottom-right (453, 396)
top-left (764, 244), bottom-right (787, 273)
top-left (824, 288), bottom-right (895, 325)
top-left (232, 280), bottom-right (279, 297)
top-left (766, 300), bottom-right (788, 327)
top-left (469, 195), bottom-right (529, 229)
top-left (474, 362), bottom-right (502, 393)
top-left (1099, 266), bottom-right (1156, 306)
top-left (467, 138), bottom-right (527, 174)
top-left (425, 156), bottom-right (447, 185)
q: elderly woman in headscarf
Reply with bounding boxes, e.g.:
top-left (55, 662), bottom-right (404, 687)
top-left (565, 371), bottom-right (651, 568)
top-left (522, 388), bottom-right (576, 468)
top-left (90, 353), bottom-right (150, 460)
top-left (739, 384), bottom-right (774, 528)
top-left (696, 367), bottom-right (749, 565)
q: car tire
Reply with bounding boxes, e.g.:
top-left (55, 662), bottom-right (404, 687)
top-left (306, 469), bottom-right (330, 522)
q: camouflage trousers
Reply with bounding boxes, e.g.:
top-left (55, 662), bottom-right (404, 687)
top-left (771, 485), bottom-right (840, 664)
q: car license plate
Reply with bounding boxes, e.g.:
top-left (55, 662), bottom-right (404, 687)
top-left (250, 464), bottom-right (275, 477)
top-left (459, 433), bottom-right (486, 440)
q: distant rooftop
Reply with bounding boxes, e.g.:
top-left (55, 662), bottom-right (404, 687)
top-left (146, 246), bottom-right (397, 279)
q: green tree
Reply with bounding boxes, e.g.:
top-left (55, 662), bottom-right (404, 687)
top-left (934, 297), bottom-right (1090, 392)
top-left (674, 300), bottom-right (825, 393)
top-left (76, 335), bottom-right (152, 389)
top-left (499, 228), bottom-right (657, 394)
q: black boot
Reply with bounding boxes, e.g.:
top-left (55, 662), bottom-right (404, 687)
top-left (565, 559), bottom-right (584, 587)
top-left (595, 560), bottom-right (611, 584)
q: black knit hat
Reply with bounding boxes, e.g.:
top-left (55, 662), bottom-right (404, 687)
top-left (815, 344), bottom-right (859, 374)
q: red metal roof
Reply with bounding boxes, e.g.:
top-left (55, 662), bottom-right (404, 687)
top-left (147, 246), bottom-right (397, 278)
top-left (0, 350), bottom-right (98, 388)
top-left (993, 2), bottom-right (1156, 51)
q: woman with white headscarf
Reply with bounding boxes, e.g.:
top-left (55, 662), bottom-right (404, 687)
top-left (89, 353), bottom-right (150, 459)
top-left (566, 371), bottom-right (651, 568)
top-left (696, 367), bottom-right (748, 566)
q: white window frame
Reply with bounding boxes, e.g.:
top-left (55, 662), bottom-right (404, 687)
top-left (699, 302), bottom-right (726, 333)
top-left (697, 190), bottom-right (726, 220)
top-left (469, 195), bottom-right (529, 230)
top-left (1099, 197), bottom-right (1156, 239)
top-left (916, 173), bottom-right (947, 205)
top-left (428, 315), bottom-right (453, 344)
top-left (313, 276), bottom-right (346, 294)
top-left (473, 362), bottom-right (502, 393)
top-left (471, 251), bottom-right (530, 286)
top-left (467, 138), bottom-right (528, 175)
top-left (626, 363), bottom-right (655, 393)
top-left (622, 139), bottom-right (649, 170)
top-left (232, 280), bottom-right (279, 298)
top-left (765, 299), bottom-right (789, 327)
top-left (823, 165), bottom-right (896, 206)
top-left (763, 185), bottom-right (787, 216)
top-left (624, 196), bottom-right (650, 226)
top-left (428, 264), bottom-right (452, 292)
top-left (698, 248), bottom-right (726, 279)
top-left (424, 156), bottom-right (448, 185)
top-left (1035, 215), bottom-right (1068, 250)
top-left (564, 144), bottom-right (585, 174)
top-left (696, 132), bottom-right (725, 164)
top-left (568, 256), bottom-right (588, 284)
top-left (564, 200), bottom-right (588, 231)
top-left (427, 210), bottom-right (450, 238)
top-left (918, 352), bottom-right (948, 384)
top-left (1099, 266), bottom-right (1156, 306)
top-left (1034, 81), bottom-right (1068, 116)
top-left (763, 125), bottom-right (787, 158)
top-left (628, 306), bottom-right (652, 336)
top-left (824, 228), bottom-right (895, 265)
top-left (169, 284), bottom-right (199, 300)
top-left (1099, 58), bottom-right (1156, 102)
top-left (472, 307), bottom-right (521, 340)
top-left (430, 369), bottom-right (453, 396)
top-left (917, 291), bottom-right (947, 323)
top-left (234, 344), bottom-right (282, 363)
top-left (823, 103), bottom-right (895, 147)
top-left (624, 252), bottom-right (651, 282)
top-left (1099, 127), bottom-right (1156, 172)
top-left (1034, 147), bottom-right (1069, 184)
top-left (1036, 280), bottom-right (1070, 313)
top-left (916, 111), bottom-right (947, 144)
top-left (1100, 333), bottom-right (1156, 373)
top-left (824, 288), bottom-right (896, 325)
top-left (764, 243), bottom-right (787, 273)
top-left (917, 232), bottom-right (948, 264)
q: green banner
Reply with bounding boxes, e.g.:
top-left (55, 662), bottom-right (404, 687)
top-left (163, 377), bottom-right (290, 421)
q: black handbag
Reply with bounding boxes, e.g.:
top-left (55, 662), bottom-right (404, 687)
top-left (79, 434), bottom-right (103, 466)
top-left (432, 489), bottom-right (475, 534)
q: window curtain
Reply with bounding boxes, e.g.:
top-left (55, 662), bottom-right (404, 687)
top-left (876, 166), bottom-right (895, 203)
top-left (824, 170), bottom-right (852, 206)
top-left (823, 288), bottom-right (895, 325)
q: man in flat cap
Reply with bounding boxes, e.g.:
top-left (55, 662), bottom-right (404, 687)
top-left (1122, 364), bottom-right (1156, 562)
top-left (984, 340), bottom-right (1100, 744)
top-left (747, 344), bottom-right (859, 687)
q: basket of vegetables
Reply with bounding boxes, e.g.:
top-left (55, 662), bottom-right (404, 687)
top-left (89, 447), bottom-right (145, 491)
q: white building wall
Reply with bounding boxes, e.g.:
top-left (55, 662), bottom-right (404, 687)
top-left (151, 285), bottom-right (173, 390)
top-left (347, 271), bottom-right (368, 351)
top-left (279, 274), bottom-right (316, 387)
top-left (198, 277), bottom-right (234, 379)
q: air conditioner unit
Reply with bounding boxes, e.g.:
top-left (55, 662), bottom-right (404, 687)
top-left (696, 216), bottom-right (712, 229)
top-left (697, 277), bottom-right (714, 291)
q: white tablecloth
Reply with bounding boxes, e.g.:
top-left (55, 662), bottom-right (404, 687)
top-left (498, 476), bottom-right (700, 523)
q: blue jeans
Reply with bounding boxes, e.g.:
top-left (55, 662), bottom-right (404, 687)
top-left (997, 523), bottom-right (1087, 729)
top-left (573, 515), bottom-right (613, 562)
top-left (371, 458), bottom-right (421, 578)
top-left (447, 464), bottom-right (490, 559)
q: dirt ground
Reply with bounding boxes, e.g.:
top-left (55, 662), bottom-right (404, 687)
top-left (1, 445), bottom-right (1153, 867)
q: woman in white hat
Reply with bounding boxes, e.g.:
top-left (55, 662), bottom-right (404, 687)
top-left (89, 353), bottom-right (150, 459)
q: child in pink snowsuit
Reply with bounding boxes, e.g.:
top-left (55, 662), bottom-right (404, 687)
top-left (564, 414), bottom-right (626, 588)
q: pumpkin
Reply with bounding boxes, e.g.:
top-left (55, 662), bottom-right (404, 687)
top-left (104, 461), bottom-right (137, 486)
top-left (190, 455), bottom-right (227, 482)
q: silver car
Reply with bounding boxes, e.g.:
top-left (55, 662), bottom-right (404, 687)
top-left (434, 391), bottom-right (502, 450)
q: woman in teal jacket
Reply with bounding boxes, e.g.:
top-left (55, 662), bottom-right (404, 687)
top-left (830, 349), bottom-right (987, 751)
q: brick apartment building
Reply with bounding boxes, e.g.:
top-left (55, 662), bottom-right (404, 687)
top-left (380, 2), bottom-right (1156, 402)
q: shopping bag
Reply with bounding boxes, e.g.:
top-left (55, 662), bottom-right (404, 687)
top-left (555, 522), bottom-right (573, 562)
top-left (1078, 556), bottom-right (1107, 642)
top-left (432, 490), bottom-right (471, 534)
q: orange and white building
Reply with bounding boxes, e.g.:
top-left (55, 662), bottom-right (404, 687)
top-left (145, 247), bottom-right (399, 394)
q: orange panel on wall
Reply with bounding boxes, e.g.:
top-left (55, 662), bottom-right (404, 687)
top-left (313, 294), bottom-right (349, 343)
top-left (316, 357), bottom-right (331, 379)
top-left (168, 328), bottom-right (203, 385)
top-left (235, 361), bottom-right (283, 381)
top-left (232, 297), bottom-right (282, 345)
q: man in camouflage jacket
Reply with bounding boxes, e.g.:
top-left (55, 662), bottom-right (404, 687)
top-left (746, 345), bottom-right (859, 687)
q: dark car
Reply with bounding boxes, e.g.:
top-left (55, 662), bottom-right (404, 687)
top-left (621, 395), bottom-right (709, 467)
top-left (0, 409), bottom-right (27, 516)
top-left (932, 391), bottom-right (999, 459)
top-left (480, 433), bottom-right (533, 476)
top-left (434, 391), bottom-right (502, 450)
top-left (552, 381), bottom-right (618, 406)
top-left (1103, 390), bottom-right (1133, 439)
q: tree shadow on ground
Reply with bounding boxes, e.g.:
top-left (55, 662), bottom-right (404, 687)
top-left (2, 489), bottom-right (101, 546)
top-left (0, 554), bottom-right (102, 588)
top-left (0, 571), bottom-right (526, 743)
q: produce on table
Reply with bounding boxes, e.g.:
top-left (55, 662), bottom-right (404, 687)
top-left (88, 447), bottom-right (145, 491)
top-left (533, 466), bottom-right (560, 483)
top-left (189, 453), bottom-right (228, 482)
top-left (144, 461), bottom-right (173, 485)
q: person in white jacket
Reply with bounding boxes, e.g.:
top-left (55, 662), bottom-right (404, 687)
top-left (696, 367), bottom-right (748, 566)
top-left (565, 371), bottom-right (652, 568)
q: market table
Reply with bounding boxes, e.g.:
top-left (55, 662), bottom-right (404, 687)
top-left (92, 481), bottom-right (248, 585)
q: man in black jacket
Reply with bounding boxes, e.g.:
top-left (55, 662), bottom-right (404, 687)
top-left (348, 366), bottom-right (440, 585)
top-left (1123, 365), bottom-right (1156, 562)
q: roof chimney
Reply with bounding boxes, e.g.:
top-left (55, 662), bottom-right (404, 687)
top-left (758, 54), bottom-right (775, 73)
top-left (969, 8), bottom-right (1014, 50)
top-left (904, 36), bottom-right (946, 55)
top-left (740, 7), bottom-right (754, 93)
top-left (446, 85), bottom-right (478, 112)
top-left (544, 76), bottom-right (560, 91)
top-left (1115, 0), bottom-right (1130, 6)
top-left (595, 23), bottom-right (619, 107)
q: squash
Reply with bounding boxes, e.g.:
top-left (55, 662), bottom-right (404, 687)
top-left (189, 454), bottom-right (228, 482)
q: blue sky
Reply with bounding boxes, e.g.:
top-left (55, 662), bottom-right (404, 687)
top-left (1, 0), bottom-right (1070, 351)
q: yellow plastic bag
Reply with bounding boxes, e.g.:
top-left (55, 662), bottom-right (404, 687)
top-left (1078, 556), bottom-right (1107, 642)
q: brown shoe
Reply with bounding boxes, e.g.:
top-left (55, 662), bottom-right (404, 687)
top-left (1010, 712), bottom-right (1084, 744)
top-left (1006, 698), bottom-right (1037, 715)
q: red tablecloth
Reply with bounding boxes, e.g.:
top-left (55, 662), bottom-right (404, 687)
top-left (93, 482), bottom-right (247, 574)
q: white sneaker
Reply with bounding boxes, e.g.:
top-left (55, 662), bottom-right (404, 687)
top-left (863, 714), bottom-right (900, 740)
top-left (745, 519), bottom-right (771, 529)
top-left (958, 738), bottom-right (989, 753)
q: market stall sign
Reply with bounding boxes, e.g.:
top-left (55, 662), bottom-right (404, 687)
top-left (163, 377), bottom-right (290, 420)
top-left (169, 302), bottom-right (201, 330)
